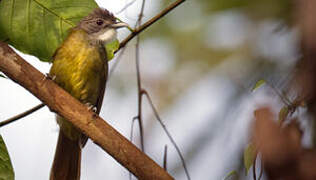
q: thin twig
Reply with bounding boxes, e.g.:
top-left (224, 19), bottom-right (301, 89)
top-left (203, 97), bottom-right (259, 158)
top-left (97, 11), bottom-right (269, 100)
top-left (0, 103), bottom-right (45, 127)
top-left (163, 145), bottom-right (168, 171)
top-left (142, 91), bottom-right (191, 180)
top-left (116, 0), bottom-right (186, 53)
top-left (130, 116), bottom-right (139, 143)
top-left (129, 116), bottom-right (139, 180)
top-left (134, 0), bottom-right (146, 152)
top-left (116, 0), bottom-right (137, 14)
top-left (266, 82), bottom-right (292, 106)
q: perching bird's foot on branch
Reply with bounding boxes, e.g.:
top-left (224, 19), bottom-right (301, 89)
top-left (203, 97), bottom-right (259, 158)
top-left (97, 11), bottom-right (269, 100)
top-left (44, 73), bottom-right (56, 81)
top-left (85, 102), bottom-right (97, 113)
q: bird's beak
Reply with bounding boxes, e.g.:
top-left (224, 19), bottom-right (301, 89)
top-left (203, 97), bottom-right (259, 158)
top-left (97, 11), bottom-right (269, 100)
top-left (110, 22), bottom-right (129, 29)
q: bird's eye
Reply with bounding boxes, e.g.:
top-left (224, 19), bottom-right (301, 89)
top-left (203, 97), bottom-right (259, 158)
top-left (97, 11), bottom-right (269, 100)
top-left (96, 19), bottom-right (103, 26)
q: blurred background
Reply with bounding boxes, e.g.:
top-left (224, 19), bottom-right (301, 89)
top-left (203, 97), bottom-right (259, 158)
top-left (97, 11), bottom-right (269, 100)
top-left (0, 0), bottom-right (301, 179)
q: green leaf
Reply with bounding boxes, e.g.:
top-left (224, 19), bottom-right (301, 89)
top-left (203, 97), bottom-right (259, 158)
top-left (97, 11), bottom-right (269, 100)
top-left (252, 79), bottom-right (266, 91)
top-left (224, 170), bottom-right (238, 180)
top-left (0, 0), bottom-right (98, 62)
top-left (105, 39), bottom-right (119, 61)
top-left (243, 143), bottom-right (256, 174)
top-left (278, 106), bottom-right (289, 124)
top-left (0, 135), bottom-right (14, 180)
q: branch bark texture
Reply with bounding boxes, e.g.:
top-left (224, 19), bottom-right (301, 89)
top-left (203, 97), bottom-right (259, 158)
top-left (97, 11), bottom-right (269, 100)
top-left (0, 42), bottom-right (173, 180)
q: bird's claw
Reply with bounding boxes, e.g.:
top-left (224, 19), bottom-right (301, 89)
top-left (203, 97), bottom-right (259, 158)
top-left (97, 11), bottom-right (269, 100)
top-left (44, 73), bottom-right (56, 81)
top-left (86, 103), bottom-right (97, 112)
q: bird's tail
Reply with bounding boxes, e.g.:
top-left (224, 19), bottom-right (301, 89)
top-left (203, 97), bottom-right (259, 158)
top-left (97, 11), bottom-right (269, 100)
top-left (50, 129), bottom-right (82, 180)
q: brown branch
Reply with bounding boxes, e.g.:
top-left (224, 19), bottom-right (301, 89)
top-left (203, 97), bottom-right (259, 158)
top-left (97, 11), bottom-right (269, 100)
top-left (0, 42), bottom-right (173, 180)
top-left (116, 0), bottom-right (185, 52)
top-left (0, 103), bottom-right (45, 127)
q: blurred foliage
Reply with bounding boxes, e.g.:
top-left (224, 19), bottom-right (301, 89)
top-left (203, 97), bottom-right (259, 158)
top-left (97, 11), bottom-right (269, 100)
top-left (243, 143), bottom-right (256, 174)
top-left (278, 106), bottom-right (289, 123)
top-left (143, 0), bottom-right (294, 71)
top-left (224, 170), bottom-right (238, 180)
top-left (200, 0), bottom-right (292, 22)
top-left (0, 135), bottom-right (14, 180)
top-left (252, 79), bottom-right (266, 91)
top-left (138, 0), bottom-right (294, 111)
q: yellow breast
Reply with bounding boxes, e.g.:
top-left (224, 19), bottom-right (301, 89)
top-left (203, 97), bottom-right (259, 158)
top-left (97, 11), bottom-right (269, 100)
top-left (50, 29), bottom-right (106, 105)
top-left (49, 29), bottom-right (107, 140)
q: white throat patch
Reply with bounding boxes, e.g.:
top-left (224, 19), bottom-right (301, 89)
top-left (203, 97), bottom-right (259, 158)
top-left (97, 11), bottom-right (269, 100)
top-left (97, 28), bottom-right (117, 43)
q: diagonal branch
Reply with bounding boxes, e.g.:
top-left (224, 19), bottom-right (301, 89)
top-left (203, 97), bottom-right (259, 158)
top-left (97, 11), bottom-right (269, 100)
top-left (0, 42), bottom-right (173, 180)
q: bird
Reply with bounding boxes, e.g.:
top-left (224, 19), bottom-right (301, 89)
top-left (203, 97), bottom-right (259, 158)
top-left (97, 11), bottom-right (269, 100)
top-left (49, 8), bottom-right (128, 180)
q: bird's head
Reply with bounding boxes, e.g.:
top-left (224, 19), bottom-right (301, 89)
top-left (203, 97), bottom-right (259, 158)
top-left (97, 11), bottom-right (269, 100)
top-left (77, 8), bottom-right (128, 44)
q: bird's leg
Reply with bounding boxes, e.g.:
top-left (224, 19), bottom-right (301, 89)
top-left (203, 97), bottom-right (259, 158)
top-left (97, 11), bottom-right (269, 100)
top-left (44, 73), bottom-right (56, 81)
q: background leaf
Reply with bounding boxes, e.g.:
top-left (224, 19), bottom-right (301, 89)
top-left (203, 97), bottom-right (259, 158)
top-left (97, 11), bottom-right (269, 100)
top-left (224, 170), bottom-right (238, 180)
top-left (0, 0), bottom-right (98, 62)
top-left (243, 143), bottom-right (256, 174)
top-left (278, 106), bottom-right (289, 124)
top-left (252, 79), bottom-right (266, 91)
top-left (0, 135), bottom-right (14, 180)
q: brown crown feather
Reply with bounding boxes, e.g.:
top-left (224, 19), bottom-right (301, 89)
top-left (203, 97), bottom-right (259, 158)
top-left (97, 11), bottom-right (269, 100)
top-left (88, 8), bottom-right (116, 22)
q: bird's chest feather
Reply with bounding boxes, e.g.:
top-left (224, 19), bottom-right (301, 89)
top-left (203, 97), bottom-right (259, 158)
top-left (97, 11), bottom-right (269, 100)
top-left (50, 30), bottom-right (106, 105)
